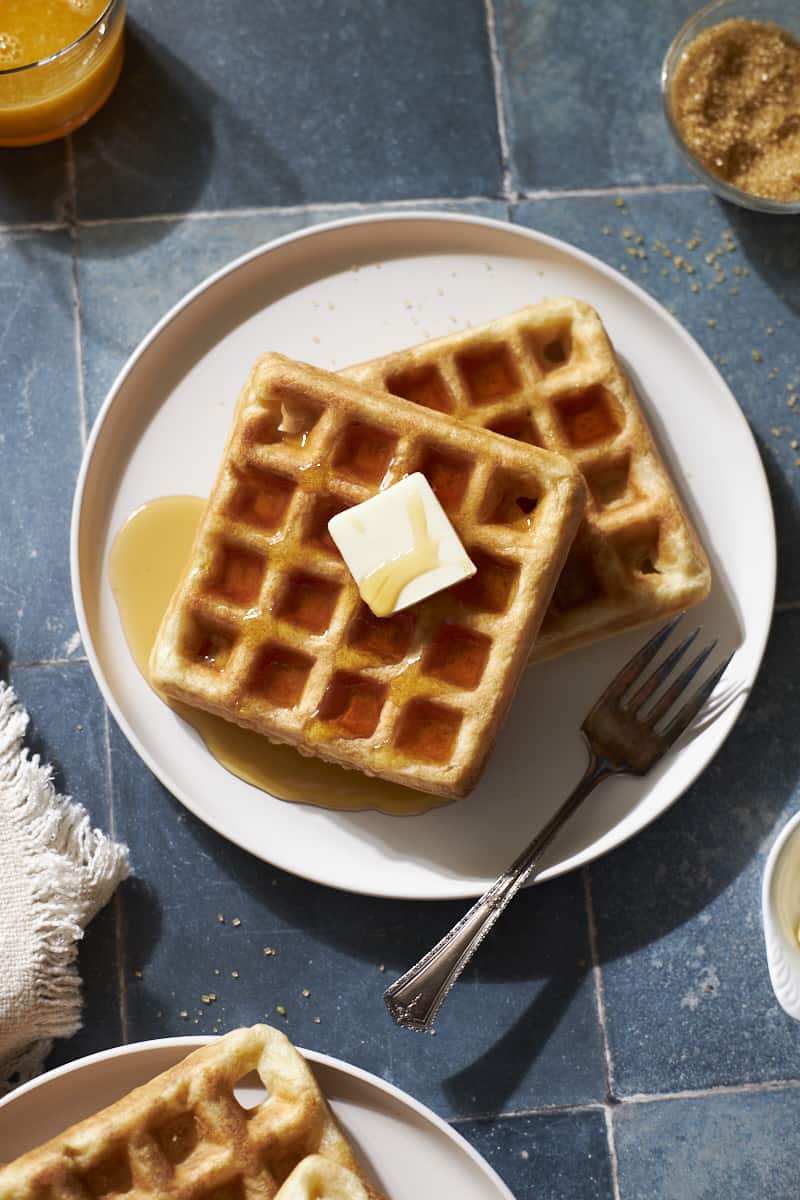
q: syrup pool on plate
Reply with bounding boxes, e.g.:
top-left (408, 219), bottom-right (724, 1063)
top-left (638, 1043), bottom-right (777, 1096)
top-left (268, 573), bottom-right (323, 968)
top-left (109, 495), bottom-right (449, 816)
top-left (0, 0), bottom-right (126, 147)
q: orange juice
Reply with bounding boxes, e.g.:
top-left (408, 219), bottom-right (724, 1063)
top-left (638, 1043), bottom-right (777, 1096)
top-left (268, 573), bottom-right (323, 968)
top-left (0, 0), bottom-right (125, 146)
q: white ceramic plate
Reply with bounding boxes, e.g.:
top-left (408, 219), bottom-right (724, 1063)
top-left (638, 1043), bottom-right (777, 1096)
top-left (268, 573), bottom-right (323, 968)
top-left (0, 1037), bottom-right (512, 1199)
top-left (71, 212), bottom-right (775, 899)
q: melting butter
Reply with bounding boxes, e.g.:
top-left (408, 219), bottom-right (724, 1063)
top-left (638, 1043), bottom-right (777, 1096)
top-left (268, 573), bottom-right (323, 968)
top-left (360, 492), bottom-right (442, 618)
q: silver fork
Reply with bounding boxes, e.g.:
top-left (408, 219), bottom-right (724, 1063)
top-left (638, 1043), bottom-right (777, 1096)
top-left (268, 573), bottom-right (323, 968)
top-left (384, 614), bottom-right (733, 1032)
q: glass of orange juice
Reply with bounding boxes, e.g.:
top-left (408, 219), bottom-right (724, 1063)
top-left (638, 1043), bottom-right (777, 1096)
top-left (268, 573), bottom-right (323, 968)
top-left (0, 0), bottom-right (126, 147)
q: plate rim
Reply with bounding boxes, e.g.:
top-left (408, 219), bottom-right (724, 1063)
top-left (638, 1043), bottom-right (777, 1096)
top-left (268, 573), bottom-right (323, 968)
top-left (0, 1034), bottom-right (514, 1200)
top-left (70, 208), bottom-right (776, 898)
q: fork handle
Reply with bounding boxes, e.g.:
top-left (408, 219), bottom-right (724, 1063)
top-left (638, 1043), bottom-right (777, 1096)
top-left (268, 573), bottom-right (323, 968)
top-left (384, 752), bottom-right (613, 1032)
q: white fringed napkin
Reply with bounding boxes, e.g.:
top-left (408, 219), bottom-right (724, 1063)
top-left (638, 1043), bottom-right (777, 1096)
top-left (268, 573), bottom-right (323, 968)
top-left (0, 682), bottom-right (130, 1094)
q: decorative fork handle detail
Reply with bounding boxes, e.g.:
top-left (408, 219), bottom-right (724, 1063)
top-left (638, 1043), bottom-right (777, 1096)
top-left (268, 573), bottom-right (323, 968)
top-left (384, 750), bottom-right (615, 1031)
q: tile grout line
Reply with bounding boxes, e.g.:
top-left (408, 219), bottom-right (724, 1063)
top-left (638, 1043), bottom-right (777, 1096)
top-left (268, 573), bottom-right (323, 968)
top-left (65, 134), bottom-right (88, 450)
top-left (602, 1106), bottom-right (622, 1200)
top-left (74, 197), bottom-right (504, 227)
top-left (582, 865), bottom-right (622, 1199)
top-left (0, 219), bottom-right (66, 234)
top-left (583, 865), bottom-right (617, 1094)
top-left (451, 1076), bottom-right (800, 1125)
top-left (0, 181), bottom-right (710, 236)
top-left (775, 600), bottom-right (800, 612)
top-left (519, 182), bottom-right (706, 200)
top-left (622, 1078), bottom-right (800, 1104)
top-left (482, 0), bottom-right (515, 202)
top-left (103, 702), bottom-right (130, 1044)
top-left (12, 657), bottom-right (89, 669)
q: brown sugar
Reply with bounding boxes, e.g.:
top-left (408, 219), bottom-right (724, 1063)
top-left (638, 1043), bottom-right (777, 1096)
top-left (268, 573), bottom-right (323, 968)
top-left (671, 18), bottom-right (800, 201)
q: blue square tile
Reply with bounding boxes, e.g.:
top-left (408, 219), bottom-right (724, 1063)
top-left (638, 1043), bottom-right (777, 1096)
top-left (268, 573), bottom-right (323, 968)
top-left (511, 192), bottom-right (800, 603)
top-left (0, 142), bottom-right (71, 225)
top-left (6, 663), bottom-right (125, 1070)
top-left (590, 612), bottom-right (800, 1096)
top-left (0, 230), bottom-right (83, 664)
top-left (614, 1088), bottom-right (800, 1199)
top-left (457, 1109), bottom-right (615, 1200)
top-left (72, 2), bottom-right (502, 219)
top-left (494, 0), bottom-right (699, 190)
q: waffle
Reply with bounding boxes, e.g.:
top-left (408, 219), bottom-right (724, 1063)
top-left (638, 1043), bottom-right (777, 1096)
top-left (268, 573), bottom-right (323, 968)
top-left (0, 1026), bottom-right (385, 1200)
top-left (275, 1157), bottom-right (373, 1200)
top-left (149, 353), bottom-right (586, 798)
top-left (342, 297), bottom-right (711, 662)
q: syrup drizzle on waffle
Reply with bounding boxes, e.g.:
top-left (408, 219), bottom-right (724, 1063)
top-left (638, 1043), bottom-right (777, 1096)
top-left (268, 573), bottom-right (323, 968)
top-left (148, 355), bottom-right (586, 798)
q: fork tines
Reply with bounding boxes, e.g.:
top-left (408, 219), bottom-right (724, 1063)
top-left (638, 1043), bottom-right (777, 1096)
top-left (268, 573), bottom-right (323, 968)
top-left (600, 614), bottom-right (732, 744)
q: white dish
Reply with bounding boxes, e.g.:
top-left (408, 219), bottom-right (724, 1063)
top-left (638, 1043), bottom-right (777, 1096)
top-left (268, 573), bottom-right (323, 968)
top-left (0, 1037), bottom-right (512, 1199)
top-left (71, 211), bottom-right (775, 899)
top-left (762, 810), bottom-right (800, 1021)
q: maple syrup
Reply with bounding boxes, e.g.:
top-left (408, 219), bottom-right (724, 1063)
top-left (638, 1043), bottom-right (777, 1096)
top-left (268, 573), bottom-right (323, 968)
top-left (108, 495), bottom-right (447, 816)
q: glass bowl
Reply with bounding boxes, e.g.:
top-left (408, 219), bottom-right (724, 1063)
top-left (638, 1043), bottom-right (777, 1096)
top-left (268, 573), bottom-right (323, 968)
top-left (0, 0), bottom-right (126, 147)
top-left (662, 0), bottom-right (800, 214)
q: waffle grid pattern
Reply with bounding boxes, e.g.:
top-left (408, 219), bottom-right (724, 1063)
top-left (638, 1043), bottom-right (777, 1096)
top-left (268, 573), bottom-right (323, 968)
top-left (0, 1027), bottom-right (384, 1200)
top-left (342, 297), bottom-right (712, 661)
top-left (149, 354), bottom-right (586, 797)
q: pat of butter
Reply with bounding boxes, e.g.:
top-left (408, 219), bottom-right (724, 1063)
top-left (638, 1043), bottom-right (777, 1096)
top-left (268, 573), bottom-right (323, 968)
top-left (328, 473), bottom-right (476, 618)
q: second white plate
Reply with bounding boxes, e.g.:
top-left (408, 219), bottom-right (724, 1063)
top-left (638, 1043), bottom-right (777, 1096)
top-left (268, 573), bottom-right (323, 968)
top-left (71, 212), bottom-right (774, 899)
top-left (0, 1038), bottom-right (512, 1200)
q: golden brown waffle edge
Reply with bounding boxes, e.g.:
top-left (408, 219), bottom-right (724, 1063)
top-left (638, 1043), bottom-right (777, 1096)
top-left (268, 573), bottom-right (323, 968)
top-left (0, 1026), bottom-right (386, 1200)
top-left (341, 297), bottom-right (712, 662)
top-left (274, 1156), bottom-right (377, 1200)
top-left (148, 353), bottom-right (587, 798)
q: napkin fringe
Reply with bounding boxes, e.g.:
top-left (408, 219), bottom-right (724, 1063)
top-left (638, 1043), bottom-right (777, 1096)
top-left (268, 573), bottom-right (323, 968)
top-left (0, 684), bottom-right (129, 1091)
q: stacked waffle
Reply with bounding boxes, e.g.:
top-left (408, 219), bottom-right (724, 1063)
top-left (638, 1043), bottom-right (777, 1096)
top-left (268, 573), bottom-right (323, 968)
top-left (0, 1027), bottom-right (385, 1200)
top-left (343, 297), bottom-right (711, 662)
top-left (148, 298), bottom-right (710, 798)
top-left (149, 352), bottom-right (586, 798)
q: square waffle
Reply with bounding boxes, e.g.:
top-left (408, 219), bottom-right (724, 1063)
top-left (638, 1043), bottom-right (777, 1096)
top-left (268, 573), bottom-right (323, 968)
top-left (0, 1026), bottom-right (386, 1200)
top-left (149, 354), bottom-right (586, 798)
top-left (342, 297), bottom-right (711, 662)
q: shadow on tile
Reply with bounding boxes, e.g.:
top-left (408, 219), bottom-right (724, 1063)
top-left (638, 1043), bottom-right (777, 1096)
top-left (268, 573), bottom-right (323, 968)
top-left (589, 610), bottom-right (800, 955)
top-left (439, 961), bottom-right (592, 1115)
top-left (719, 200), bottom-right (800, 316)
top-left (72, 22), bottom-right (301, 230)
top-left (120, 874), bottom-right (163, 965)
top-left (70, 23), bottom-right (212, 231)
top-left (0, 140), bottom-right (71, 225)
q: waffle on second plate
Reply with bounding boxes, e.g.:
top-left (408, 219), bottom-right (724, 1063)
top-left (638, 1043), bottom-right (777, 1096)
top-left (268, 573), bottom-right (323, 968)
top-left (149, 354), bottom-right (586, 798)
top-left (274, 1157), bottom-right (377, 1200)
top-left (0, 1026), bottom-right (386, 1200)
top-left (342, 297), bottom-right (711, 662)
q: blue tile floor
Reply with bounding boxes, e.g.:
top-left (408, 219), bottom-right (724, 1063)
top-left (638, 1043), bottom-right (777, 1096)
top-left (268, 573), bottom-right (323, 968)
top-left (4, 193), bottom-right (795, 1197)
top-left (2, 1), bottom-right (800, 1197)
top-left (71, 1), bottom-right (503, 219)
